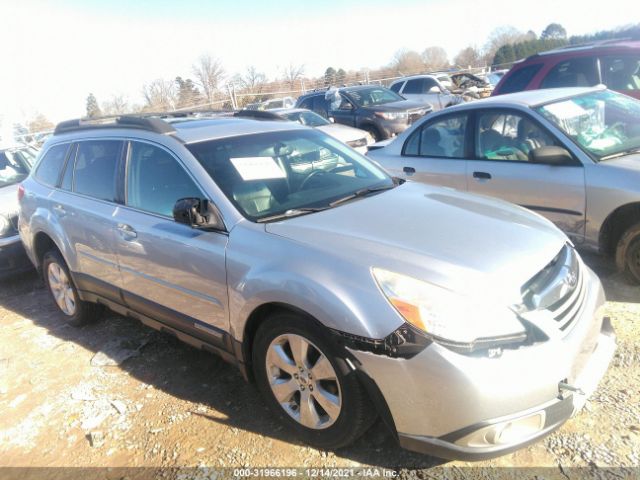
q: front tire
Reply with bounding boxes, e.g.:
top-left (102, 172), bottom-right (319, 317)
top-left (42, 249), bottom-right (101, 326)
top-left (252, 312), bottom-right (376, 449)
top-left (615, 223), bottom-right (640, 284)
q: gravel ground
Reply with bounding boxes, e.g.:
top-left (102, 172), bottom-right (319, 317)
top-left (0, 252), bottom-right (638, 479)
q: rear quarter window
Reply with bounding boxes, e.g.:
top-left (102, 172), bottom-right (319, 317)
top-left (498, 64), bottom-right (543, 94)
top-left (34, 143), bottom-right (70, 187)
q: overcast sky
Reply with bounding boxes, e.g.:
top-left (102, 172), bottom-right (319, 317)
top-left (0, 0), bottom-right (635, 124)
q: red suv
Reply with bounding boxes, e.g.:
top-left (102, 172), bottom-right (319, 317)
top-left (493, 40), bottom-right (640, 99)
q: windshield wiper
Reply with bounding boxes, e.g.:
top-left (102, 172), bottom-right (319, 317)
top-left (329, 184), bottom-right (396, 207)
top-left (600, 147), bottom-right (640, 161)
top-left (257, 184), bottom-right (397, 223)
top-left (256, 207), bottom-right (330, 223)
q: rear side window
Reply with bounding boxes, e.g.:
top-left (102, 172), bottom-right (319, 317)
top-left (499, 64), bottom-right (543, 94)
top-left (34, 144), bottom-right (69, 187)
top-left (541, 57), bottom-right (599, 88)
top-left (389, 82), bottom-right (403, 93)
top-left (403, 79), bottom-right (425, 94)
top-left (312, 96), bottom-right (329, 117)
top-left (126, 141), bottom-right (202, 217)
top-left (403, 114), bottom-right (468, 158)
top-left (601, 55), bottom-right (640, 91)
top-left (298, 97), bottom-right (313, 109)
top-left (74, 140), bottom-right (123, 202)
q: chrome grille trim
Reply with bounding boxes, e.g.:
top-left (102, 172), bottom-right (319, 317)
top-left (521, 244), bottom-right (586, 334)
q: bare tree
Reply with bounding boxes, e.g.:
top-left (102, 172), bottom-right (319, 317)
top-left (240, 66), bottom-right (267, 91)
top-left (27, 113), bottom-right (54, 133)
top-left (390, 48), bottom-right (424, 75)
top-left (483, 26), bottom-right (528, 64)
top-left (453, 46), bottom-right (483, 69)
top-left (101, 95), bottom-right (130, 115)
top-left (192, 54), bottom-right (225, 106)
top-left (142, 79), bottom-right (177, 111)
top-left (421, 46), bottom-right (450, 72)
top-left (282, 63), bottom-right (305, 89)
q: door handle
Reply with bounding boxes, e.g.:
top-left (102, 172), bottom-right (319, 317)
top-left (117, 223), bottom-right (137, 240)
top-left (403, 166), bottom-right (416, 174)
top-left (473, 171), bottom-right (492, 180)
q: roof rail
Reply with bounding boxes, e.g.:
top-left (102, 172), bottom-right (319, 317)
top-left (53, 116), bottom-right (177, 136)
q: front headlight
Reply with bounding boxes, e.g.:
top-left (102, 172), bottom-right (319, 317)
top-left (375, 111), bottom-right (408, 121)
top-left (372, 268), bottom-right (527, 350)
top-left (347, 137), bottom-right (368, 148)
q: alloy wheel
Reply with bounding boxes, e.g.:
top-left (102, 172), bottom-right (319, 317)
top-left (47, 262), bottom-right (76, 316)
top-left (265, 333), bottom-right (342, 429)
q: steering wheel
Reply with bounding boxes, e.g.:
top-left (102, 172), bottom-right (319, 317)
top-left (299, 169), bottom-right (328, 190)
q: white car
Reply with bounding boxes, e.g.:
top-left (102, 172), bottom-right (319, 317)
top-left (390, 74), bottom-right (463, 111)
top-left (238, 108), bottom-right (374, 154)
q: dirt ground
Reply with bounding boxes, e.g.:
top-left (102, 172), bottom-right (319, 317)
top-left (0, 252), bottom-right (638, 478)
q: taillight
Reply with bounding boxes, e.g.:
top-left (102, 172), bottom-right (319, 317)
top-left (17, 184), bottom-right (25, 202)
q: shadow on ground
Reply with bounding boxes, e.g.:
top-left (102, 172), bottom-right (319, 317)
top-left (0, 269), bottom-right (441, 469)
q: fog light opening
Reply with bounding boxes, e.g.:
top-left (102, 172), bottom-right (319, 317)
top-left (456, 411), bottom-right (546, 448)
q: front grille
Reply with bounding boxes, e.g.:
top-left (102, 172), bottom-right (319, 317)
top-left (521, 245), bottom-right (586, 333)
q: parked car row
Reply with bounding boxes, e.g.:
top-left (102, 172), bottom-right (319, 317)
top-left (15, 97), bottom-right (617, 461)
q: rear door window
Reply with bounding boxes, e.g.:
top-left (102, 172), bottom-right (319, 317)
top-left (403, 114), bottom-right (468, 158)
top-left (541, 57), bottom-right (599, 88)
top-left (34, 143), bottom-right (70, 187)
top-left (601, 55), bottom-right (640, 91)
top-left (73, 140), bottom-right (123, 202)
top-left (499, 64), bottom-right (543, 94)
top-left (403, 79), bottom-right (426, 94)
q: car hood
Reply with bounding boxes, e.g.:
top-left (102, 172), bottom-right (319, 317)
top-left (266, 182), bottom-right (567, 302)
top-left (363, 100), bottom-right (428, 112)
top-left (600, 152), bottom-right (640, 171)
top-left (316, 124), bottom-right (368, 143)
top-left (0, 184), bottom-right (19, 216)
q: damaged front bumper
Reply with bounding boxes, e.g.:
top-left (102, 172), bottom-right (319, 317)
top-left (347, 266), bottom-right (615, 460)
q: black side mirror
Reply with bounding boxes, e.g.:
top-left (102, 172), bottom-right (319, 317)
top-left (173, 198), bottom-right (224, 231)
top-left (529, 146), bottom-right (574, 166)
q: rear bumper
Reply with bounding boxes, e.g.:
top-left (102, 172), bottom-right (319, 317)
top-left (0, 235), bottom-right (33, 279)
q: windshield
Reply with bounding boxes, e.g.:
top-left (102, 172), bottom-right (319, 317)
top-left (535, 90), bottom-right (640, 161)
top-left (0, 148), bottom-right (34, 188)
top-left (344, 87), bottom-right (404, 107)
top-left (282, 110), bottom-right (330, 127)
top-left (187, 129), bottom-right (392, 222)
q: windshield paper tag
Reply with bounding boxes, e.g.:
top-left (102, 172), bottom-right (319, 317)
top-left (543, 101), bottom-right (587, 119)
top-left (230, 157), bottom-right (286, 181)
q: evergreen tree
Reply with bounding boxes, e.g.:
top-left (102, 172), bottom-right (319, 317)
top-left (86, 93), bottom-right (102, 118)
top-left (324, 67), bottom-right (336, 86)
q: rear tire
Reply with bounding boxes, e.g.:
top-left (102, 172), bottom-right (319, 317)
top-left (615, 223), bottom-right (640, 284)
top-left (252, 311), bottom-right (376, 449)
top-left (364, 125), bottom-right (383, 142)
top-left (42, 249), bottom-right (102, 326)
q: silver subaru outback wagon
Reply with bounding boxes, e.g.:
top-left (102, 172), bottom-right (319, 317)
top-left (18, 114), bottom-right (615, 460)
